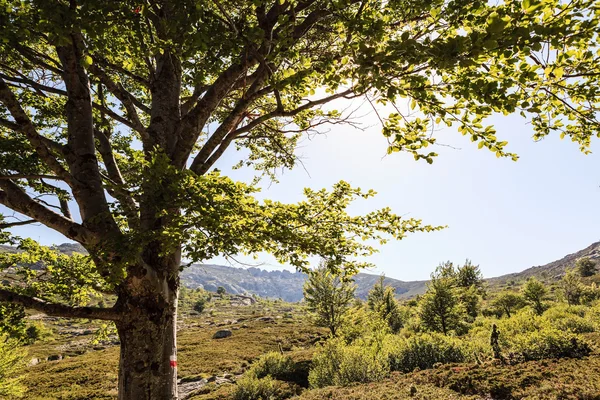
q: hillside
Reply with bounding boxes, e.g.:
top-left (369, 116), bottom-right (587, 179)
top-left (488, 240), bottom-right (600, 286)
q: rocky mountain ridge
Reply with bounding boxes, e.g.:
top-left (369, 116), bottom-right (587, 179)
top-left (2, 240), bottom-right (598, 301)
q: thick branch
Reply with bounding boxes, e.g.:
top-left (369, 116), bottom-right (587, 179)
top-left (0, 78), bottom-right (73, 184)
top-left (56, 35), bottom-right (119, 233)
top-left (172, 61), bottom-right (251, 167)
top-left (190, 68), bottom-right (270, 173)
top-left (0, 179), bottom-right (95, 244)
top-left (0, 288), bottom-right (120, 321)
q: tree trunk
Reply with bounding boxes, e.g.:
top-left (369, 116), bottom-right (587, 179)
top-left (115, 270), bottom-right (179, 400)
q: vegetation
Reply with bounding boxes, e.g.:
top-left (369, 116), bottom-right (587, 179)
top-left (0, 335), bottom-right (26, 398)
top-left (577, 258), bottom-right (598, 277)
top-left (523, 277), bottom-right (548, 315)
top-left (419, 265), bottom-right (463, 335)
top-left (491, 291), bottom-right (525, 318)
top-left (303, 262), bottom-right (355, 336)
top-left (367, 276), bottom-right (405, 333)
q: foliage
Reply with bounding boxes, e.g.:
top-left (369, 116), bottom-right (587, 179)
top-left (385, 333), bottom-right (467, 373)
top-left (456, 260), bottom-right (484, 291)
top-left (248, 352), bottom-right (294, 380)
top-left (522, 277), bottom-right (548, 315)
top-left (577, 258), bottom-right (598, 277)
top-left (233, 374), bottom-right (280, 400)
top-left (0, 335), bottom-right (26, 398)
top-left (23, 321), bottom-right (53, 345)
top-left (303, 262), bottom-right (355, 336)
top-left (540, 305), bottom-right (596, 334)
top-left (491, 291), bottom-right (525, 318)
top-left (337, 305), bottom-right (391, 345)
top-left (419, 268), bottom-right (463, 335)
top-left (367, 276), bottom-right (406, 333)
top-left (561, 269), bottom-right (584, 306)
top-left (308, 338), bottom-right (389, 388)
top-left (217, 287), bottom-right (227, 296)
top-left (0, 302), bottom-right (26, 339)
top-left (510, 328), bottom-right (591, 361)
top-left (459, 286), bottom-right (481, 322)
top-left (179, 286), bottom-right (211, 314)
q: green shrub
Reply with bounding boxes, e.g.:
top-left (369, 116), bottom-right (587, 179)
top-left (385, 333), bottom-right (467, 372)
top-left (511, 328), bottom-right (591, 361)
top-left (542, 305), bottom-right (596, 334)
top-left (0, 335), bottom-right (26, 398)
top-left (233, 375), bottom-right (279, 400)
top-left (23, 322), bottom-right (53, 344)
top-left (308, 339), bottom-right (389, 388)
top-left (336, 345), bottom-right (389, 385)
top-left (249, 352), bottom-right (294, 380)
top-left (193, 298), bottom-right (207, 313)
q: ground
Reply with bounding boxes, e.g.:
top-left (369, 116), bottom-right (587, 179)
top-left (14, 295), bottom-right (600, 400)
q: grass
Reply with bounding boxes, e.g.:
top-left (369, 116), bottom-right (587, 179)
top-left (22, 299), bottom-right (323, 399)
top-left (16, 294), bottom-right (600, 400)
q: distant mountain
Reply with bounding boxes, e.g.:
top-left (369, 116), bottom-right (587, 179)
top-left (181, 264), bottom-right (427, 302)
top-left (3, 240), bottom-right (599, 302)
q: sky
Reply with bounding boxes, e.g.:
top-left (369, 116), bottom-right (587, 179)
top-left (5, 99), bottom-right (600, 281)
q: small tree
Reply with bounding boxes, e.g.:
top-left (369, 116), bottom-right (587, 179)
top-left (459, 285), bottom-right (481, 322)
top-left (492, 291), bottom-right (525, 318)
top-left (303, 262), bottom-right (355, 336)
top-left (419, 273), bottom-right (462, 335)
top-left (367, 276), bottom-right (386, 311)
top-left (456, 260), bottom-right (484, 291)
top-left (561, 269), bottom-right (584, 306)
top-left (522, 277), bottom-right (547, 315)
top-left (577, 258), bottom-right (598, 277)
top-left (216, 286), bottom-right (227, 296)
top-left (367, 277), bottom-right (404, 333)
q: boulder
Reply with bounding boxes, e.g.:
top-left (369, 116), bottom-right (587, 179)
top-left (212, 329), bottom-right (232, 339)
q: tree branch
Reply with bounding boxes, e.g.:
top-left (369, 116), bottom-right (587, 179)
top-left (0, 288), bottom-right (120, 321)
top-left (94, 129), bottom-right (140, 227)
top-left (88, 63), bottom-right (150, 139)
top-left (0, 174), bottom-right (61, 180)
top-left (0, 219), bottom-right (38, 229)
top-left (0, 179), bottom-right (96, 244)
top-left (0, 78), bottom-right (73, 185)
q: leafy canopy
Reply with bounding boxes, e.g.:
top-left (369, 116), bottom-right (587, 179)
top-left (0, 0), bottom-right (598, 311)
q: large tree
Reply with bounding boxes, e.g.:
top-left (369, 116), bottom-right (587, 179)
top-left (0, 0), bottom-right (598, 398)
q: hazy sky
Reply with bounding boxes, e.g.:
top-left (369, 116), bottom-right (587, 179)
top-left (5, 99), bottom-right (599, 281)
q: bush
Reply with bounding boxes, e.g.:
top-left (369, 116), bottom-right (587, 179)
top-left (336, 345), bottom-right (389, 385)
top-left (193, 298), bottom-right (207, 313)
top-left (511, 328), bottom-right (591, 361)
top-left (308, 339), bottom-right (389, 388)
top-left (0, 335), bottom-right (26, 398)
top-left (541, 305), bottom-right (596, 334)
top-left (385, 333), bottom-right (467, 372)
top-left (233, 375), bottom-right (279, 400)
top-left (249, 352), bottom-right (294, 380)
